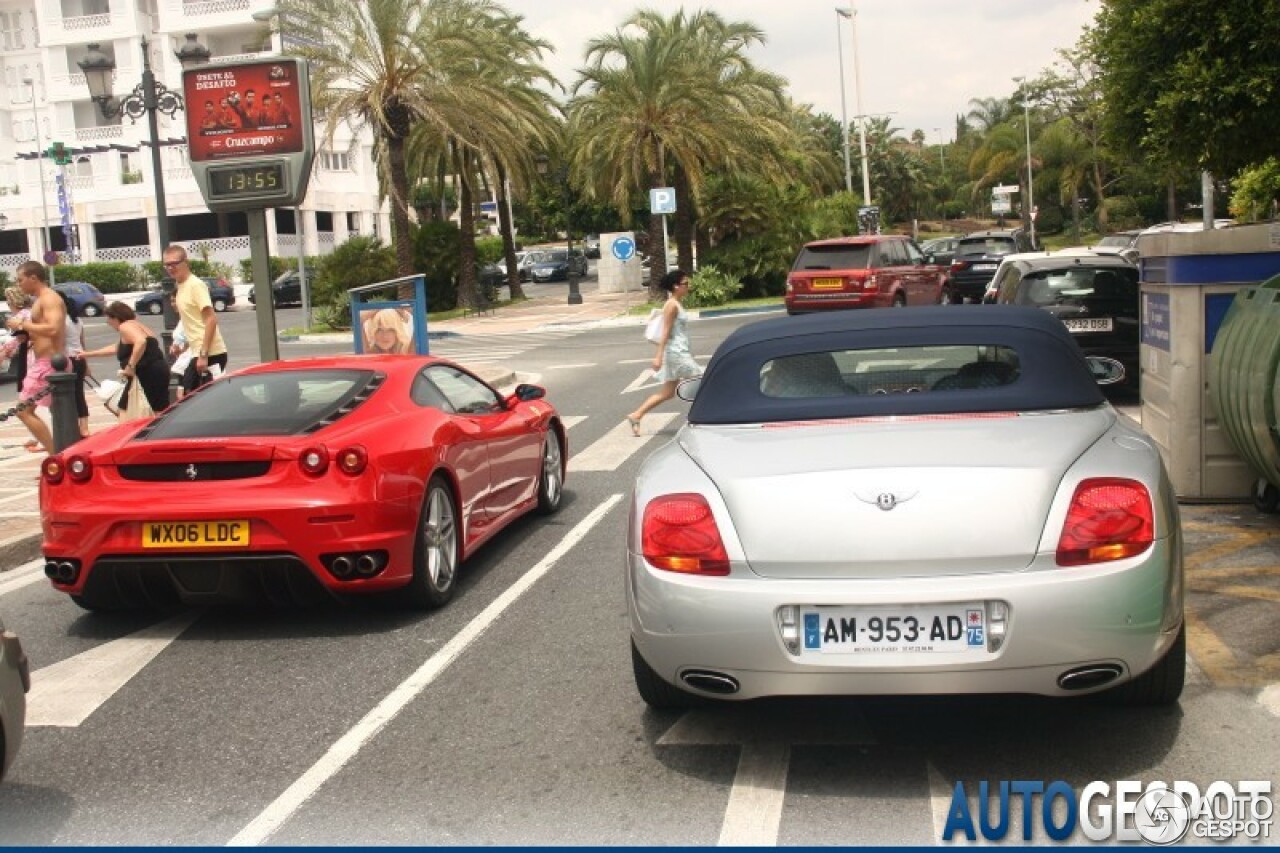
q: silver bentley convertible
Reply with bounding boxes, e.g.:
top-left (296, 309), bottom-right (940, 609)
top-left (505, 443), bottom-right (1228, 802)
top-left (626, 306), bottom-right (1184, 708)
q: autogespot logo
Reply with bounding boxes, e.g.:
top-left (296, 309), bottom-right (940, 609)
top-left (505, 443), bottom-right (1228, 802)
top-left (941, 779), bottom-right (1273, 844)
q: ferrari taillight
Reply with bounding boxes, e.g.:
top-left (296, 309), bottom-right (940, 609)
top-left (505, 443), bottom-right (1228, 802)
top-left (337, 445), bottom-right (368, 475)
top-left (67, 454), bottom-right (93, 483)
top-left (299, 446), bottom-right (329, 476)
top-left (42, 456), bottom-right (64, 485)
top-left (1056, 478), bottom-right (1154, 566)
top-left (642, 493), bottom-right (730, 576)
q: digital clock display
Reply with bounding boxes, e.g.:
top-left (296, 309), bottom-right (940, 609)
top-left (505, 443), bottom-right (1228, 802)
top-left (208, 164), bottom-right (287, 198)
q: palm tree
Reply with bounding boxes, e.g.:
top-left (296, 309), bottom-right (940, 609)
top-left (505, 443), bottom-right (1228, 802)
top-left (968, 123), bottom-right (1025, 215)
top-left (1037, 119), bottom-right (1092, 239)
top-left (284, 0), bottom-right (533, 280)
top-left (966, 96), bottom-right (1014, 134)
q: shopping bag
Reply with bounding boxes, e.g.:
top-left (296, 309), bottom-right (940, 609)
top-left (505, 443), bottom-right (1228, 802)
top-left (643, 308), bottom-right (666, 344)
top-left (95, 378), bottom-right (126, 416)
top-left (120, 379), bottom-right (154, 422)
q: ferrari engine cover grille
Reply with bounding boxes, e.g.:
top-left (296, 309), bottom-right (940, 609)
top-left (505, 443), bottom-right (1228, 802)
top-left (118, 461), bottom-right (272, 481)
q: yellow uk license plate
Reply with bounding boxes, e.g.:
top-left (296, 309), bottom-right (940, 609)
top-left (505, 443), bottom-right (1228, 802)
top-left (811, 277), bottom-right (844, 290)
top-left (142, 520), bottom-right (250, 549)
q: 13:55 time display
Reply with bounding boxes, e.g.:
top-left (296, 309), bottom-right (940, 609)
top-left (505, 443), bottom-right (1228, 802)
top-left (208, 164), bottom-right (287, 198)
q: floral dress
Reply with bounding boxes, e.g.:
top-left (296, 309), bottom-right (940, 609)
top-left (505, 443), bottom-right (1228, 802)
top-left (656, 301), bottom-right (701, 382)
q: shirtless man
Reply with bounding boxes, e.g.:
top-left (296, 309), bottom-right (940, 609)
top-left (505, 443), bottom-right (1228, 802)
top-left (5, 261), bottom-right (66, 454)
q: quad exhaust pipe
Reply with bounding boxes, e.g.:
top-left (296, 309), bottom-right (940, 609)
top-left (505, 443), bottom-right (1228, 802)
top-left (681, 670), bottom-right (740, 695)
top-left (1057, 664), bottom-right (1124, 691)
top-left (325, 552), bottom-right (386, 581)
top-left (355, 554), bottom-right (378, 577)
top-left (330, 555), bottom-right (354, 578)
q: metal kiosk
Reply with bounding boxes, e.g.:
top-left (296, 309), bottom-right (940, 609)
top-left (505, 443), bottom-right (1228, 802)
top-left (349, 276), bottom-right (430, 356)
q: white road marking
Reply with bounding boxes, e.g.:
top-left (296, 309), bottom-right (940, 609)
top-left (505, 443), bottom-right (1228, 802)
top-left (1260, 684), bottom-right (1280, 717)
top-left (560, 416), bottom-right (587, 431)
top-left (622, 368), bottom-right (661, 395)
top-left (229, 494), bottom-right (625, 847)
top-left (26, 612), bottom-right (200, 727)
top-left (717, 743), bottom-right (790, 846)
top-left (546, 363), bottom-right (597, 370)
top-left (568, 413), bottom-right (678, 472)
top-left (0, 558), bottom-right (46, 598)
top-left (619, 358), bottom-right (655, 365)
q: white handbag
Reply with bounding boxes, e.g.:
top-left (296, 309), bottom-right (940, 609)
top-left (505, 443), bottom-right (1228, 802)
top-left (643, 308), bottom-right (666, 344)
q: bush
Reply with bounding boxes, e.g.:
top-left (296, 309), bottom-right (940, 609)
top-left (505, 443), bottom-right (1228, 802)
top-left (51, 262), bottom-right (139, 293)
top-left (684, 265), bottom-right (742, 309)
top-left (313, 236), bottom-right (398, 306)
top-left (139, 258), bottom-right (222, 285)
top-left (474, 236), bottom-right (505, 266)
top-left (1035, 205), bottom-right (1066, 235)
top-left (1102, 196), bottom-right (1143, 230)
top-left (313, 290), bottom-right (352, 330)
top-left (413, 221), bottom-right (462, 311)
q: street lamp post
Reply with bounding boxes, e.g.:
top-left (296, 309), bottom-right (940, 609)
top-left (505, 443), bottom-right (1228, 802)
top-left (535, 155), bottom-right (582, 306)
top-left (79, 35), bottom-right (210, 347)
top-left (836, 5), bottom-right (871, 206)
top-left (252, 5), bottom-right (313, 329)
top-left (23, 78), bottom-right (54, 285)
top-left (833, 8), bottom-right (852, 195)
top-left (1014, 77), bottom-right (1036, 248)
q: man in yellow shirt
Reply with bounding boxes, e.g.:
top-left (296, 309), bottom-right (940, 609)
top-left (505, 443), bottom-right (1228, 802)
top-left (164, 245), bottom-right (228, 393)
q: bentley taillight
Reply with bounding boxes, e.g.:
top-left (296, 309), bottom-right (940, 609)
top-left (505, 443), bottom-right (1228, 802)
top-left (642, 493), bottom-right (730, 576)
top-left (1056, 478), bottom-right (1154, 566)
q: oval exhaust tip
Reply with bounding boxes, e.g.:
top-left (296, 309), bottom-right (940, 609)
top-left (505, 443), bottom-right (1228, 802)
top-left (1058, 664), bottom-right (1123, 691)
top-left (355, 554), bottom-right (378, 576)
top-left (681, 670), bottom-right (740, 695)
top-left (331, 556), bottom-right (354, 578)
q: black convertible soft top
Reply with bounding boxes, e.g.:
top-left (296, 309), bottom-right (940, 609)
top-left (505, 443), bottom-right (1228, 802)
top-left (688, 305), bottom-right (1106, 425)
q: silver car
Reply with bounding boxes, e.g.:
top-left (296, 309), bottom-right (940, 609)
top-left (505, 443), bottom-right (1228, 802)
top-left (626, 306), bottom-right (1184, 708)
top-left (0, 614), bottom-right (29, 779)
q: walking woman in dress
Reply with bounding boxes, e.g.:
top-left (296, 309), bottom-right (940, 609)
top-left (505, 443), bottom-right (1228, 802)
top-left (627, 269), bottom-right (700, 436)
top-left (83, 302), bottom-right (171, 415)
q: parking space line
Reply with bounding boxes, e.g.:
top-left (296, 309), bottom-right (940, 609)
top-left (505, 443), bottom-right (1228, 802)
top-left (717, 743), bottom-right (790, 846)
top-left (228, 494), bottom-right (625, 847)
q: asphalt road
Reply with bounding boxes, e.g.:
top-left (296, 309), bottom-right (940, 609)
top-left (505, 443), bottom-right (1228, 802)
top-left (0, 314), bottom-right (1277, 844)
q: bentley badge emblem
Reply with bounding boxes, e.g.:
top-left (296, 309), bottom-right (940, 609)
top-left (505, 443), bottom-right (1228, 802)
top-left (186, 464), bottom-right (199, 481)
top-left (854, 488), bottom-right (919, 511)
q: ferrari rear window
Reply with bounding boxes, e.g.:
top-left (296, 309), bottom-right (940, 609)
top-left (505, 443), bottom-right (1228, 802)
top-left (759, 345), bottom-right (1020, 398)
top-left (143, 369), bottom-right (379, 439)
top-left (793, 245), bottom-right (871, 271)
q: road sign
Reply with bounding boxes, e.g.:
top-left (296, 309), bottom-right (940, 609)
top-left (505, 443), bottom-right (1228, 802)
top-left (649, 187), bottom-right (676, 215)
top-left (993, 184), bottom-right (1020, 194)
top-left (992, 193), bottom-right (1012, 215)
top-left (611, 235), bottom-right (636, 262)
top-left (183, 57), bottom-right (316, 212)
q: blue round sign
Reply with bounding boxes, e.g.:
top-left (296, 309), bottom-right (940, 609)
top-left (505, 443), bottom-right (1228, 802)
top-left (611, 236), bottom-right (636, 262)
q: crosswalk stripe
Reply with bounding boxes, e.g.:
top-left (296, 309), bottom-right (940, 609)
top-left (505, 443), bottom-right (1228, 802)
top-left (0, 558), bottom-right (45, 598)
top-left (568, 413), bottom-right (678, 472)
top-left (26, 612), bottom-right (200, 727)
top-left (1260, 684), bottom-right (1280, 718)
top-left (560, 416), bottom-right (587, 431)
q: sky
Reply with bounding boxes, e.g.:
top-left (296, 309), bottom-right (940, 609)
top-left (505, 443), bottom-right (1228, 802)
top-left (498, 0), bottom-right (1100, 143)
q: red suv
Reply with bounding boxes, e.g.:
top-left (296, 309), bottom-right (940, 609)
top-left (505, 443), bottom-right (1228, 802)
top-left (785, 235), bottom-right (950, 314)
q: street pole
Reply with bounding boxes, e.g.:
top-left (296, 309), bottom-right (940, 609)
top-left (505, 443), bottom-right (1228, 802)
top-left (834, 9), bottom-right (852, 195)
top-left (562, 170), bottom-right (582, 305)
top-left (1023, 96), bottom-right (1035, 248)
top-left (247, 209), bottom-right (280, 361)
top-left (25, 78), bottom-right (55, 286)
top-left (140, 37), bottom-right (178, 352)
top-left (837, 5), bottom-right (871, 205)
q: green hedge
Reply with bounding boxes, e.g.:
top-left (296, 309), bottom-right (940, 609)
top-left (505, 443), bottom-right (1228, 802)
top-left (50, 262), bottom-right (139, 293)
top-left (139, 259), bottom-right (222, 285)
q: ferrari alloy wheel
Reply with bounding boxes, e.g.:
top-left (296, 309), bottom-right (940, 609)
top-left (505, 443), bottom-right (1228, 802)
top-left (536, 430), bottom-right (564, 514)
top-left (406, 478), bottom-right (459, 608)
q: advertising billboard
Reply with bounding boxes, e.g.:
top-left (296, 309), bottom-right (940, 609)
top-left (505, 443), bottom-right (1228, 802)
top-left (184, 60), bottom-right (306, 162)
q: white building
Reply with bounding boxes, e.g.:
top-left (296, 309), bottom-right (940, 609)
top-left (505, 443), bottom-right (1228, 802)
top-left (0, 0), bottom-right (390, 278)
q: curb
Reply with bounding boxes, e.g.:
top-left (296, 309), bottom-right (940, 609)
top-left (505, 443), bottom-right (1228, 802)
top-left (0, 530), bottom-right (41, 572)
top-left (697, 304), bottom-right (785, 319)
top-left (278, 330), bottom-right (461, 344)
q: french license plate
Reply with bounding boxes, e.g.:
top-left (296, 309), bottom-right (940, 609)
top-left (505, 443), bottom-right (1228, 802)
top-left (972, 263), bottom-right (997, 271)
top-left (811, 277), bottom-right (844, 290)
top-left (1063, 317), bottom-right (1114, 333)
top-left (801, 604), bottom-right (986, 654)
top-left (142, 520), bottom-right (250, 549)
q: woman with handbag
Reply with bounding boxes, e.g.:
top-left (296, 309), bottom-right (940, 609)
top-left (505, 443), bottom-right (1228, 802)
top-left (83, 302), bottom-right (170, 418)
top-left (626, 269), bottom-right (699, 436)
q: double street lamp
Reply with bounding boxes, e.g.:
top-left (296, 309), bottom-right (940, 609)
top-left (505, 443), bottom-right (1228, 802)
top-left (835, 4), bottom-right (871, 206)
top-left (78, 34), bottom-right (211, 341)
top-left (1013, 76), bottom-right (1036, 248)
top-left (535, 155), bottom-right (582, 306)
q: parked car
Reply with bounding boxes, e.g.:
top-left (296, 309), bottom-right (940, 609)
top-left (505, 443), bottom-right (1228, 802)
top-left (988, 253), bottom-right (1140, 391)
top-left (947, 229), bottom-right (1036, 303)
top-left (785, 234), bottom-right (951, 314)
top-left (627, 305), bottom-right (1183, 708)
top-left (53, 281), bottom-right (106, 317)
top-left (919, 236), bottom-right (960, 266)
top-left (0, 613), bottom-right (29, 780)
top-left (1091, 230), bottom-right (1142, 263)
top-left (583, 234), bottom-right (601, 259)
top-left (530, 249), bottom-right (588, 282)
top-left (137, 277), bottom-right (235, 314)
top-left (248, 269), bottom-right (313, 308)
top-left (38, 356), bottom-right (566, 610)
top-left (506, 250), bottom-right (546, 282)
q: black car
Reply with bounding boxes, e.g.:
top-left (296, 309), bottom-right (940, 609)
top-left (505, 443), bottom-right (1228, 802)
top-left (988, 254), bottom-right (1139, 390)
top-left (948, 229), bottom-right (1036, 303)
top-left (583, 235), bottom-right (601, 259)
top-left (136, 277), bottom-right (235, 315)
top-left (530, 249), bottom-right (589, 282)
top-left (53, 281), bottom-right (107, 317)
top-left (248, 269), bottom-right (312, 307)
top-left (919, 236), bottom-right (959, 266)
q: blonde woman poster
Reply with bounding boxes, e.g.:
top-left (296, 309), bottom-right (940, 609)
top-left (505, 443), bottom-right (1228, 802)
top-left (361, 307), bottom-right (414, 354)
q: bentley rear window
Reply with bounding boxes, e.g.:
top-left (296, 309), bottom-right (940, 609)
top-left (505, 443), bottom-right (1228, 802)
top-left (759, 346), bottom-right (1021, 398)
top-left (143, 369), bottom-right (378, 439)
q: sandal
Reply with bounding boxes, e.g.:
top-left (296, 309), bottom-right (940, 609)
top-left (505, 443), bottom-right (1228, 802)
top-left (626, 416), bottom-right (641, 437)
top-left (24, 440), bottom-right (41, 453)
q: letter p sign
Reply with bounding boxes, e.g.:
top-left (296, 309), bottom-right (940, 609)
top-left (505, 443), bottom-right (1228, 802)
top-left (650, 187), bottom-right (676, 215)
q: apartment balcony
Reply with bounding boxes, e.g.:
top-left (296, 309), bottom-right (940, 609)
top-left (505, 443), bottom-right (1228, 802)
top-left (159, 0), bottom-right (258, 35)
top-left (40, 2), bottom-right (148, 47)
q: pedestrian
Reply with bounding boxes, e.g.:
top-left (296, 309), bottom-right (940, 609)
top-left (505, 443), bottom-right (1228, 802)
top-left (165, 245), bottom-right (228, 392)
top-left (59, 288), bottom-right (91, 439)
top-left (3, 261), bottom-right (66, 455)
top-left (82, 302), bottom-right (170, 415)
top-left (167, 293), bottom-right (192, 399)
top-left (626, 269), bottom-right (700, 436)
top-left (2, 285), bottom-right (31, 391)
